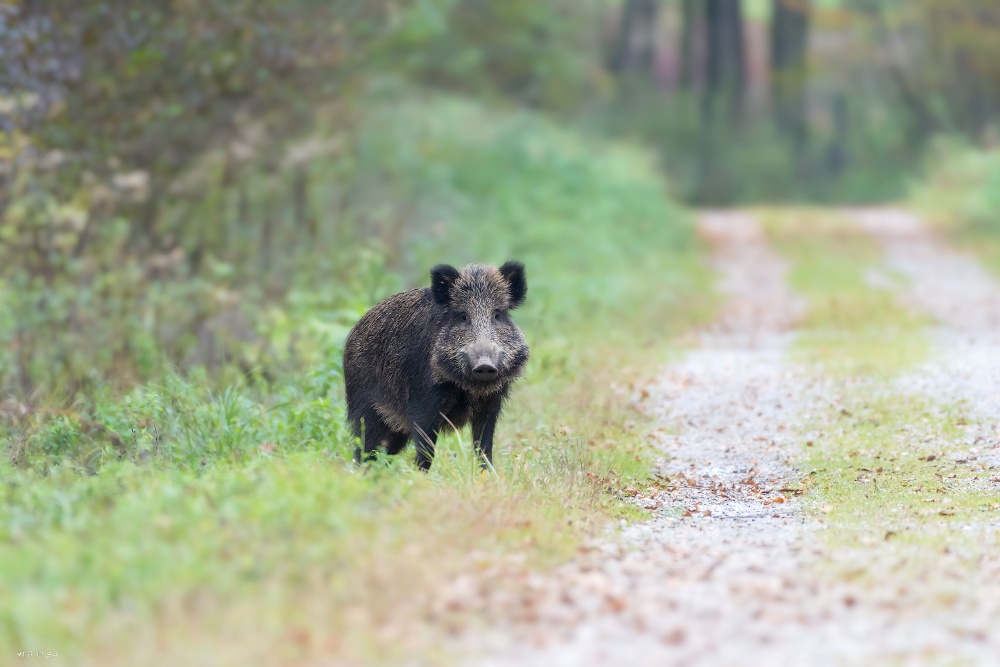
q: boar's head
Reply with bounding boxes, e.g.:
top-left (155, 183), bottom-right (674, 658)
top-left (429, 261), bottom-right (529, 394)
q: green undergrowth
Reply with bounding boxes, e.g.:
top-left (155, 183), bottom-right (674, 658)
top-left (911, 141), bottom-right (1000, 274)
top-left (762, 209), bottom-right (929, 376)
top-left (0, 91), bottom-right (713, 665)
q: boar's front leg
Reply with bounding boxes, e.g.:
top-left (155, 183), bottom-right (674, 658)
top-left (471, 393), bottom-right (505, 469)
top-left (409, 389), bottom-right (446, 471)
top-left (412, 428), bottom-right (438, 471)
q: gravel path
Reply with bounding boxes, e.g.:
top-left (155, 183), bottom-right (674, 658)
top-left (444, 209), bottom-right (1000, 666)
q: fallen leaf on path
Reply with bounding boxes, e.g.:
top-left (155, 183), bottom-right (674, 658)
top-left (606, 595), bottom-right (627, 613)
top-left (662, 628), bottom-right (686, 645)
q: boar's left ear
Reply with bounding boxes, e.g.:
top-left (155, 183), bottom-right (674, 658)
top-left (430, 264), bottom-right (460, 306)
top-left (499, 261), bottom-right (527, 309)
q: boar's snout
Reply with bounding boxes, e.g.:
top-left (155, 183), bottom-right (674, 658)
top-left (472, 357), bottom-right (498, 380)
top-left (467, 342), bottom-right (502, 382)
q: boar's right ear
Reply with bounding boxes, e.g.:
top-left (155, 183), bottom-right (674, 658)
top-left (499, 260), bottom-right (527, 309)
top-left (430, 264), bottom-right (460, 306)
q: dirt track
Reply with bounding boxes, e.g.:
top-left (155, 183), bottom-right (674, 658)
top-left (448, 209), bottom-right (1000, 666)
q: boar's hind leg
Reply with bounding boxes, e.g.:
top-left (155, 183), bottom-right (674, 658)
top-left (472, 394), bottom-right (504, 469)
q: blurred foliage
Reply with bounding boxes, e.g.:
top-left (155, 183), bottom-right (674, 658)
top-left (915, 142), bottom-right (1000, 234)
top-left (911, 140), bottom-right (1000, 271)
top-left (390, 0), bottom-right (606, 111)
top-left (1, 0), bottom-right (391, 178)
top-left (590, 0), bottom-right (1000, 204)
top-left (897, 0), bottom-right (1000, 137)
top-left (0, 0), bottom-right (403, 396)
top-left (0, 0), bottom-right (609, 398)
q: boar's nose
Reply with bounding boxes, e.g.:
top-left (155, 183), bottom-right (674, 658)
top-left (472, 357), bottom-right (498, 380)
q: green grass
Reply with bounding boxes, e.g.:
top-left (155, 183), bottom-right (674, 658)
top-left (0, 91), bottom-right (714, 665)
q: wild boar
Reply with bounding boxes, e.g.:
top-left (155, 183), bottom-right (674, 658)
top-left (343, 261), bottom-right (529, 470)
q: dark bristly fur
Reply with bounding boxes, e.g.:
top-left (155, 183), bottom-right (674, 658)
top-left (343, 262), bottom-right (529, 470)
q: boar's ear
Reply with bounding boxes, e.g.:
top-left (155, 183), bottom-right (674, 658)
top-left (499, 261), bottom-right (527, 309)
top-left (430, 264), bottom-right (460, 306)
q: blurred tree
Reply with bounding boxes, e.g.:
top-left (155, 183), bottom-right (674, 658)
top-left (703, 0), bottom-right (746, 120)
top-left (770, 0), bottom-right (810, 161)
top-left (678, 0), bottom-right (700, 91)
top-left (913, 0), bottom-right (1000, 137)
top-left (689, 0), bottom-right (747, 202)
top-left (607, 0), bottom-right (661, 79)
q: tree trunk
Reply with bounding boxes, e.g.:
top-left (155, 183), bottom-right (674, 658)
top-left (634, 0), bottom-right (660, 77)
top-left (770, 0), bottom-right (811, 161)
top-left (696, 0), bottom-right (747, 202)
top-left (824, 93), bottom-right (849, 178)
top-left (872, 4), bottom-right (937, 145)
top-left (679, 0), bottom-right (698, 90)
top-left (702, 0), bottom-right (745, 120)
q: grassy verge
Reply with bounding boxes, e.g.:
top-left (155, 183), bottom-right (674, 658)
top-left (0, 92), bottom-right (713, 665)
top-left (764, 208), bottom-right (1000, 594)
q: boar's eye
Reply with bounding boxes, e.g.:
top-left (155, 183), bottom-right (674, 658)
top-left (493, 310), bottom-right (504, 321)
top-left (456, 312), bottom-right (469, 324)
